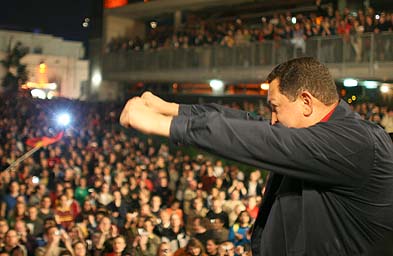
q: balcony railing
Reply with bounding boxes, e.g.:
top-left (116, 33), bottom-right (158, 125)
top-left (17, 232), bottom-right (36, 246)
top-left (103, 32), bottom-right (393, 74)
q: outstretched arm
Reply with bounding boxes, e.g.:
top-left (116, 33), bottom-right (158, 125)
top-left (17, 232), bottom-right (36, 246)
top-left (120, 96), bottom-right (373, 187)
top-left (141, 91), bottom-right (265, 121)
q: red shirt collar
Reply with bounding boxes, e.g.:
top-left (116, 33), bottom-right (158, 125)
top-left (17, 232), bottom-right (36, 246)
top-left (320, 104), bottom-right (337, 123)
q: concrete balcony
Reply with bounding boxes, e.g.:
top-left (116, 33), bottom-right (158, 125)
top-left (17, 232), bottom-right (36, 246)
top-left (102, 32), bottom-right (393, 84)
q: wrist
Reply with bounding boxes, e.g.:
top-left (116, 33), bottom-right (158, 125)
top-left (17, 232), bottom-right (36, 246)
top-left (154, 114), bottom-right (172, 137)
top-left (168, 102), bottom-right (179, 116)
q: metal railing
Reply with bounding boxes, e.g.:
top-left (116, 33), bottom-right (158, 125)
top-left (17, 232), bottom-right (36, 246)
top-left (103, 32), bottom-right (393, 73)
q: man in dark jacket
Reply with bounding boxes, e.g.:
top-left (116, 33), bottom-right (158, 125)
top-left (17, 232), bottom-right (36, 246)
top-left (120, 57), bottom-right (393, 255)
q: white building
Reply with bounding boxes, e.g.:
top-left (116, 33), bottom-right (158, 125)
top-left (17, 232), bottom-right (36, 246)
top-left (0, 30), bottom-right (89, 99)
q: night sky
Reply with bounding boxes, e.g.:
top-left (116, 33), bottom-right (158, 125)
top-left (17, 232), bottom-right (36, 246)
top-left (1, 0), bottom-right (92, 42)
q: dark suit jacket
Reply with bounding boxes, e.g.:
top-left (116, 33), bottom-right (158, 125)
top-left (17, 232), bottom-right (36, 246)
top-left (170, 100), bottom-right (393, 256)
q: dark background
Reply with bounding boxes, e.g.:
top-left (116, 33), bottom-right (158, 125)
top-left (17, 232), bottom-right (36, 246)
top-left (0, 0), bottom-right (92, 42)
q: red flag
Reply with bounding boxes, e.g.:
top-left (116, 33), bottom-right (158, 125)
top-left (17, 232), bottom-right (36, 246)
top-left (26, 131), bottom-right (64, 148)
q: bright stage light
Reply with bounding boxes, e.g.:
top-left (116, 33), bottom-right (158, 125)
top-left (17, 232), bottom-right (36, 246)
top-left (343, 79), bottom-right (358, 87)
top-left (380, 84), bottom-right (390, 94)
top-left (92, 71), bottom-right (102, 88)
top-left (363, 81), bottom-right (378, 89)
top-left (210, 79), bottom-right (224, 90)
top-left (260, 83), bottom-right (269, 90)
top-left (57, 113), bottom-right (71, 127)
top-left (31, 89), bottom-right (46, 99)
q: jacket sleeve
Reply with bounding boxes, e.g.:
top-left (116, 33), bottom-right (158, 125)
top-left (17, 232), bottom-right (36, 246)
top-left (170, 112), bottom-right (373, 187)
top-left (179, 103), bottom-right (264, 121)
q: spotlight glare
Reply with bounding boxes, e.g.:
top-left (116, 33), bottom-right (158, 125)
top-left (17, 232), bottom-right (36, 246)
top-left (363, 80), bottom-right (378, 89)
top-left (343, 79), bottom-right (358, 87)
top-left (47, 91), bottom-right (55, 99)
top-left (92, 71), bottom-right (102, 87)
top-left (210, 79), bottom-right (224, 91)
top-left (48, 83), bottom-right (57, 90)
top-left (57, 113), bottom-right (71, 127)
top-left (31, 89), bottom-right (46, 99)
top-left (260, 83), bottom-right (269, 90)
top-left (380, 84), bottom-right (389, 93)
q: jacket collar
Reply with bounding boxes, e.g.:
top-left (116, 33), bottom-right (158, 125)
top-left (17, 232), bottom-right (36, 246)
top-left (328, 99), bottom-right (360, 121)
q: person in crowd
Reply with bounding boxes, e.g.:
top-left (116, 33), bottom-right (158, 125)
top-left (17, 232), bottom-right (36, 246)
top-left (217, 242), bottom-right (235, 256)
top-left (205, 239), bottom-right (219, 256)
top-left (185, 198), bottom-right (209, 233)
top-left (205, 199), bottom-right (229, 229)
top-left (120, 57), bottom-right (393, 255)
top-left (122, 211), bottom-right (138, 246)
top-left (93, 216), bottom-right (118, 255)
top-left (166, 200), bottom-right (183, 225)
top-left (244, 196), bottom-right (258, 221)
top-left (150, 195), bottom-right (162, 219)
top-left (64, 188), bottom-right (81, 220)
top-left (35, 226), bottom-right (73, 256)
top-left (209, 218), bottom-right (229, 244)
top-left (7, 202), bottom-right (26, 229)
top-left (182, 180), bottom-right (198, 217)
top-left (154, 177), bottom-right (173, 208)
top-left (13, 220), bottom-right (37, 256)
top-left (67, 225), bottom-right (86, 247)
top-left (72, 240), bottom-right (87, 256)
top-left (161, 214), bottom-right (189, 253)
top-left (38, 196), bottom-right (55, 221)
top-left (156, 242), bottom-right (173, 256)
top-left (107, 190), bottom-right (127, 227)
top-left (0, 219), bottom-right (9, 247)
top-left (25, 205), bottom-right (44, 237)
top-left (227, 204), bottom-right (246, 229)
top-left (190, 217), bottom-right (213, 247)
top-left (96, 183), bottom-right (114, 208)
top-left (222, 190), bottom-right (245, 225)
top-left (105, 235), bottom-right (130, 256)
top-left (49, 183), bottom-right (64, 208)
top-left (55, 195), bottom-right (74, 230)
top-left (173, 238), bottom-right (207, 256)
top-left (228, 211), bottom-right (252, 247)
top-left (28, 184), bottom-right (48, 206)
top-left (244, 170), bottom-right (263, 198)
top-left (0, 229), bottom-right (27, 256)
top-left (131, 218), bottom-right (160, 256)
top-left (1, 181), bottom-right (20, 218)
top-left (153, 210), bottom-right (171, 238)
top-left (74, 178), bottom-right (89, 207)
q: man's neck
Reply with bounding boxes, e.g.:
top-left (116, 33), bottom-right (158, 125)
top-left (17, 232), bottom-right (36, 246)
top-left (319, 101), bottom-right (338, 122)
top-left (306, 101), bottom-right (338, 127)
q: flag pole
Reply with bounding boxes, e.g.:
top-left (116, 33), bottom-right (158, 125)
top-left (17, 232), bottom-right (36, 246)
top-left (3, 130), bottom-right (64, 173)
top-left (3, 145), bottom-right (42, 173)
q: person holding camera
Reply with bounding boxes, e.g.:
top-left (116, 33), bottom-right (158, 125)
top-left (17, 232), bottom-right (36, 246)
top-left (131, 218), bottom-right (160, 256)
top-left (35, 226), bottom-right (73, 256)
top-left (217, 242), bottom-right (235, 256)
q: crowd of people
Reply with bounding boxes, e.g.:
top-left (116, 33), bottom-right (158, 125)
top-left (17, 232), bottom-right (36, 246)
top-left (106, 3), bottom-right (393, 62)
top-left (0, 93), bottom-right (392, 256)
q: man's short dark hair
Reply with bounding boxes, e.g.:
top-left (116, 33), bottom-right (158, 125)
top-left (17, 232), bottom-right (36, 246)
top-left (266, 57), bottom-right (339, 105)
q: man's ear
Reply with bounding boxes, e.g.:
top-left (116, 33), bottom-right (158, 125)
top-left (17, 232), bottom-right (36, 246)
top-left (300, 91), bottom-right (313, 116)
